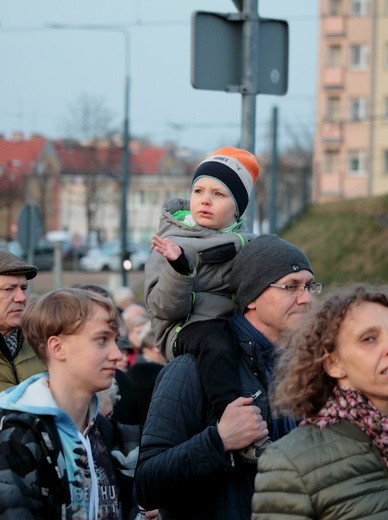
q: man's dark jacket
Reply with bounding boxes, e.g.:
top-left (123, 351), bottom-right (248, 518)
top-left (135, 311), bottom-right (287, 520)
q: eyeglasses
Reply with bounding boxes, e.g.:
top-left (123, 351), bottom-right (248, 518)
top-left (269, 282), bottom-right (324, 295)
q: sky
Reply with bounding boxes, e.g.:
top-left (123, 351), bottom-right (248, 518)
top-left (0, 0), bottom-right (319, 155)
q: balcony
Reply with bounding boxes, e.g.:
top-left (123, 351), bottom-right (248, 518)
top-left (323, 67), bottom-right (345, 88)
top-left (323, 16), bottom-right (346, 37)
top-left (321, 122), bottom-right (343, 144)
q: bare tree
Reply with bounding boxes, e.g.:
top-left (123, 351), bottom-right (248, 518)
top-left (284, 121), bottom-right (314, 165)
top-left (60, 95), bottom-right (120, 244)
top-left (62, 93), bottom-right (116, 140)
top-left (255, 117), bottom-right (314, 233)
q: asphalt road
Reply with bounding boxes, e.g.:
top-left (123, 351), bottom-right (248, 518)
top-left (29, 269), bottom-right (146, 302)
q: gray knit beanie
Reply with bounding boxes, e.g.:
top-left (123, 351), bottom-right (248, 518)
top-left (230, 234), bottom-right (313, 312)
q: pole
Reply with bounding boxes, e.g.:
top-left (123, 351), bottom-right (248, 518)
top-left (121, 64), bottom-right (130, 286)
top-left (239, 0), bottom-right (259, 232)
top-left (269, 106), bottom-right (278, 234)
top-left (53, 241), bottom-right (63, 289)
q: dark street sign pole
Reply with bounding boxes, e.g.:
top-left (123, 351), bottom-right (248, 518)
top-left (121, 53), bottom-right (130, 286)
top-left (240, 0), bottom-right (259, 232)
top-left (17, 202), bottom-right (42, 293)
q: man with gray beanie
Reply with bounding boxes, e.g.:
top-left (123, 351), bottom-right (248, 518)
top-left (135, 234), bottom-right (323, 520)
top-left (228, 234), bottom-right (323, 448)
top-left (0, 250), bottom-right (46, 391)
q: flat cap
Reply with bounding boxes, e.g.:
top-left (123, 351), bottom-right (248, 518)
top-left (0, 249), bottom-right (38, 280)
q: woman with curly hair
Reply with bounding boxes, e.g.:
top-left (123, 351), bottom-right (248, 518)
top-left (252, 282), bottom-right (388, 520)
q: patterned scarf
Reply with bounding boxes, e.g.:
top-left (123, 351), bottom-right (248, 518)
top-left (4, 330), bottom-right (18, 358)
top-left (301, 386), bottom-right (388, 467)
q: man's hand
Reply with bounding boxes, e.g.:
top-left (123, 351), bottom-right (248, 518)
top-left (143, 509), bottom-right (160, 519)
top-left (151, 234), bottom-right (182, 262)
top-left (217, 396), bottom-right (269, 451)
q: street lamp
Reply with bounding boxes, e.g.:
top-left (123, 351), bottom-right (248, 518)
top-left (46, 23), bottom-right (131, 285)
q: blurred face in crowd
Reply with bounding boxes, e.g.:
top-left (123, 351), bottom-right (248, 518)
top-left (129, 322), bottom-right (148, 349)
top-left (116, 349), bottom-right (130, 373)
top-left (0, 274), bottom-right (28, 336)
top-left (142, 345), bottom-right (166, 365)
top-left (324, 301), bottom-right (388, 415)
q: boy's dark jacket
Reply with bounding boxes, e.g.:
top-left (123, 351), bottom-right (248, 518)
top-left (0, 404), bottom-right (140, 519)
top-left (135, 311), bottom-right (297, 520)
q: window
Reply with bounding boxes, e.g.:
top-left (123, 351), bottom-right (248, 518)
top-left (324, 151), bottom-right (340, 173)
top-left (348, 150), bottom-right (366, 175)
top-left (327, 45), bottom-right (342, 67)
top-left (351, 0), bottom-right (369, 17)
top-left (348, 98), bottom-right (367, 121)
top-left (329, 0), bottom-right (342, 15)
top-left (326, 97), bottom-right (341, 122)
top-left (349, 44), bottom-right (368, 70)
top-left (384, 43), bottom-right (388, 69)
top-left (384, 150), bottom-right (388, 176)
top-left (384, 97), bottom-right (388, 120)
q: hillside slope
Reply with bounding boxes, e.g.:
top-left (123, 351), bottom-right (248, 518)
top-left (280, 194), bottom-right (388, 288)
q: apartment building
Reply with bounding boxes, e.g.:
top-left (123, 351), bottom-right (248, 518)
top-left (313, 0), bottom-right (388, 202)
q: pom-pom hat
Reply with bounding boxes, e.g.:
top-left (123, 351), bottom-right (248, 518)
top-left (192, 147), bottom-right (260, 218)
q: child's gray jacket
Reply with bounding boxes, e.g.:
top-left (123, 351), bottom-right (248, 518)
top-left (144, 197), bottom-right (255, 359)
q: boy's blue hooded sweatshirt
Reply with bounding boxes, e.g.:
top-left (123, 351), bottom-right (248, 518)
top-left (0, 372), bottom-right (121, 519)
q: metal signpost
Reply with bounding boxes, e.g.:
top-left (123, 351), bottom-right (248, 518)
top-left (17, 202), bottom-right (42, 292)
top-left (17, 202), bottom-right (42, 264)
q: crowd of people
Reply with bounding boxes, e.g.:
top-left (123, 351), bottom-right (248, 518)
top-left (0, 146), bottom-right (387, 519)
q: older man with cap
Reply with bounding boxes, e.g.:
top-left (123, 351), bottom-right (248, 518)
top-left (135, 234), bottom-right (323, 520)
top-left (0, 250), bottom-right (46, 391)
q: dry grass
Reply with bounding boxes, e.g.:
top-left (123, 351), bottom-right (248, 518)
top-left (281, 194), bottom-right (388, 288)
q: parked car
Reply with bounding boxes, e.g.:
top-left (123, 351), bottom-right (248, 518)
top-left (79, 240), bottom-right (148, 273)
top-left (61, 240), bottom-right (87, 261)
top-left (0, 239), bottom-right (54, 271)
top-left (30, 240), bottom-right (55, 271)
top-left (0, 239), bottom-right (24, 258)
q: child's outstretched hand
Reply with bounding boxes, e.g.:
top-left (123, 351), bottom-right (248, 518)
top-left (151, 234), bottom-right (182, 261)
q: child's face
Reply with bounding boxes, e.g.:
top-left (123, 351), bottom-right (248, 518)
top-left (190, 177), bottom-right (237, 229)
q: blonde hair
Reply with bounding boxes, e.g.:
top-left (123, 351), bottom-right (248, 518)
top-left (22, 287), bottom-right (122, 364)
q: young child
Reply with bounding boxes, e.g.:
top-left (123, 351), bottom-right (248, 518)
top-left (0, 288), bottom-right (159, 518)
top-left (144, 146), bottom-right (260, 424)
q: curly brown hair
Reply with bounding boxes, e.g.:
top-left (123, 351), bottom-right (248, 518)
top-left (272, 283), bottom-right (388, 420)
top-left (22, 287), bottom-right (122, 364)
